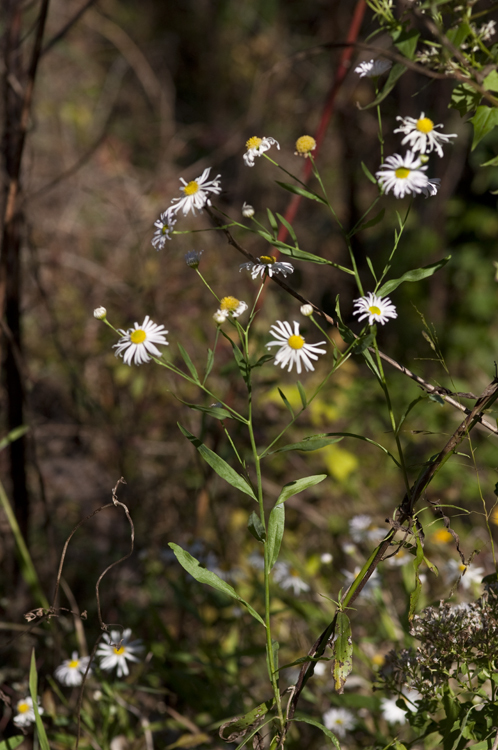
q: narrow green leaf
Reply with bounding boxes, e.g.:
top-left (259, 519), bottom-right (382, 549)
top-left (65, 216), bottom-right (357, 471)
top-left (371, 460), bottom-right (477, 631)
top-left (446, 21), bottom-right (470, 49)
top-left (332, 612), bottom-right (353, 694)
top-left (393, 28), bottom-right (420, 59)
top-left (187, 403), bottom-right (233, 420)
top-left (0, 426), bottom-right (29, 452)
top-left (377, 256), bottom-right (450, 296)
top-left (219, 699), bottom-right (275, 743)
top-left (252, 353), bottom-right (274, 368)
top-left (361, 63), bottom-right (407, 109)
top-left (248, 511), bottom-right (266, 542)
top-left (276, 213), bottom-right (298, 244)
top-left (267, 207), bottom-right (278, 233)
top-left (178, 423), bottom-right (256, 499)
top-left (228, 338), bottom-right (251, 386)
top-left (169, 543), bottom-right (265, 627)
top-left (278, 388), bottom-right (294, 418)
top-left (428, 393), bottom-right (445, 407)
top-left (272, 242), bottom-right (333, 266)
top-left (275, 180), bottom-right (327, 204)
top-left (29, 650), bottom-right (50, 750)
top-left (267, 503), bottom-right (285, 570)
top-left (296, 381), bottom-right (307, 409)
top-left (361, 161), bottom-right (377, 184)
top-left (291, 713), bottom-right (341, 749)
top-left (357, 208), bottom-right (385, 232)
top-left (354, 332), bottom-right (375, 354)
top-left (276, 474), bottom-right (327, 505)
top-left (481, 154), bottom-right (498, 167)
top-left (270, 435), bottom-right (342, 454)
top-left (0, 738), bottom-right (25, 750)
top-left (205, 347), bottom-right (215, 380)
top-left (177, 343), bottom-right (200, 383)
top-left (408, 534), bottom-right (425, 620)
top-left (470, 106), bottom-right (498, 150)
top-left (449, 81), bottom-right (481, 117)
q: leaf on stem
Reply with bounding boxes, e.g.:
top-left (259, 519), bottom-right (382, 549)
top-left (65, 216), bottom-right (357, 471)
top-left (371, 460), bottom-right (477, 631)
top-left (0, 739), bottom-right (25, 750)
top-left (277, 388), bottom-right (294, 418)
top-left (219, 698), bottom-right (275, 743)
top-left (267, 207), bottom-right (278, 233)
top-left (332, 611), bottom-right (353, 694)
top-left (276, 474), bottom-right (327, 505)
top-left (177, 343), bottom-right (200, 383)
top-left (470, 106), bottom-right (498, 151)
top-left (296, 381), bottom-right (307, 409)
top-left (276, 213), bottom-right (298, 244)
top-left (360, 62), bottom-right (407, 110)
top-left (275, 180), bottom-right (327, 204)
top-left (291, 714), bottom-right (341, 750)
top-left (269, 436), bottom-right (343, 454)
top-left (377, 256), bottom-right (451, 296)
top-left (361, 161), bottom-right (377, 185)
top-left (29, 650), bottom-right (50, 750)
top-left (248, 511), bottom-right (266, 542)
top-left (267, 503), bottom-right (285, 570)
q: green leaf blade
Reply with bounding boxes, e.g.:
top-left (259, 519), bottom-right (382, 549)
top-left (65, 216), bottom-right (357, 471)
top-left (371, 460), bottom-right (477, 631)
top-left (276, 474), bottom-right (327, 505)
top-left (332, 611), bottom-right (353, 694)
top-left (377, 256), bottom-right (450, 296)
top-left (267, 503), bottom-right (285, 570)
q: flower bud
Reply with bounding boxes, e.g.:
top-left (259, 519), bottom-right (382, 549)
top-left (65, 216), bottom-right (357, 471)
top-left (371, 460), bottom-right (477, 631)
top-left (300, 304), bottom-right (313, 317)
top-left (242, 202), bottom-right (255, 218)
top-left (94, 307), bottom-right (107, 320)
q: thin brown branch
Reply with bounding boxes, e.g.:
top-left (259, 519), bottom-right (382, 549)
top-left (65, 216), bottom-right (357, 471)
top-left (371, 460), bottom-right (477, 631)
top-left (42, 0), bottom-right (98, 55)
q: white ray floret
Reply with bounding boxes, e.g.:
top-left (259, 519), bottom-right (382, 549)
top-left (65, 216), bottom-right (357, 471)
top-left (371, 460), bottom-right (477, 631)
top-left (151, 208), bottom-right (177, 249)
top-left (239, 255), bottom-right (294, 280)
top-left (114, 316), bottom-right (168, 366)
top-left (266, 320), bottom-right (326, 374)
top-left (421, 177), bottom-right (441, 198)
top-left (96, 628), bottom-right (143, 678)
top-left (353, 292), bottom-right (397, 326)
top-left (243, 136), bottom-right (279, 167)
top-left (13, 697), bottom-right (43, 727)
top-left (355, 59), bottom-right (392, 78)
top-left (273, 561), bottom-right (310, 595)
top-left (394, 113), bottom-right (457, 157)
top-left (214, 296), bottom-right (248, 322)
top-left (55, 651), bottom-right (92, 686)
top-left (376, 151), bottom-right (428, 198)
top-left (170, 167), bottom-right (222, 216)
top-left (322, 707), bottom-right (356, 738)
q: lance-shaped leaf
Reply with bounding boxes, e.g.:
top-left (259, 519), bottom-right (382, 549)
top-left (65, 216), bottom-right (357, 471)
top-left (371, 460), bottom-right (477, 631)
top-left (361, 63), bottom-right (407, 109)
top-left (267, 503), bottom-right (285, 570)
top-left (169, 543), bottom-right (265, 627)
top-left (248, 511), bottom-right (266, 542)
top-left (177, 343), bottom-right (200, 383)
top-left (291, 714), bottom-right (341, 750)
top-left (268, 435), bottom-right (343, 454)
top-left (178, 423), bottom-right (256, 499)
top-left (29, 650), bottom-right (50, 750)
top-left (332, 611), bottom-right (353, 694)
top-left (275, 180), bottom-right (327, 204)
top-left (272, 242), bottom-right (335, 266)
top-left (276, 474), bottom-right (327, 505)
top-left (219, 698), bottom-right (275, 743)
top-left (377, 256), bottom-right (450, 296)
top-left (470, 105), bottom-right (498, 150)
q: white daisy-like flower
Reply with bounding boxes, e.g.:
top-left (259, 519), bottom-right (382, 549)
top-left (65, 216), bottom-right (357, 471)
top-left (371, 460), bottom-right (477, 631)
top-left (446, 559), bottom-right (484, 590)
top-left (151, 208), bottom-right (177, 250)
top-left (273, 561), bottom-right (310, 595)
top-left (394, 113), bottom-right (457, 157)
top-left (349, 514), bottom-right (386, 544)
top-left (96, 628), bottom-right (143, 678)
top-left (380, 697), bottom-right (408, 724)
top-left (239, 255), bottom-right (294, 280)
top-left (421, 177), bottom-right (441, 198)
top-left (355, 58), bottom-right (392, 78)
top-left (94, 306), bottom-right (107, 320)
top-left (214, 296), bottom-right (248, 322)
top-left (322, 707), bottom-right (355, 738)
top-left (321, 552), bottom-right (333, 564)
top-left (13, 696), bottom-right (43, 727)
top-left (353, 292), bottom-right (397, 326)
top-left (113, 316), bottom-right (168, 366)
top-left (243, 136), bottom-right (280, 167)
top-left (376, 151), bottom-right (428, 198)
top-left (170, 167), bottom-right (222, 216)
top-left (55, 651), bottom-right (92, 686)
top-left (266, 320), bottom-right (326, 375)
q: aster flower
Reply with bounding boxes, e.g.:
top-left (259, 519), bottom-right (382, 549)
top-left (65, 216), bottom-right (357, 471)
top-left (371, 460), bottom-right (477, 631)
top-left (55, 651), bottom-right (92, 686)
top-left (170, 167), bottom-right (222, 216)
top-left (96, 628), bottom-right (143, 678)
top-left (353, 292), bottom-right (397, 326)
top-left (266, 320), bottom-right (326, 375)
top-left (185, 249), bottom-right (203, 269)
top-left (273, 561), bottom-right (310, 595)
top-left (13, 696), bottom-right (43, 727)
top-left (113, 316), bottom-right (168, 366)
top-left (355, 59), bottom-right (392, 78)
top-left (446, 559), bottom-right (484, 590)
top-left (421, 177), bottom-right (441, 198)
top-left (243, 136), bottom-right (279, 167)
top-left (300, 304), bottom-right (313, 317)
top-left (394, 113), bottom-right (457, 157)
top-left (349, 514), bottom-right (385, 544)
top-left (151, 208), bottom-right (177, 249)
top-left (239, 255), bottom-right (294, 280)
top-left (322, 707), bottom-right (355, 738)
top-left (294, 135), bottom-right (316, 157)
top-left (214, 296), bottom-right (248, 322)
top-left (376, 151), bottom-right (428, 198)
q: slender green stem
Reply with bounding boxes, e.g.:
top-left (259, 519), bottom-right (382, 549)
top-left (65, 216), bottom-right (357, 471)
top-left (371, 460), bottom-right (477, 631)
top-left (196, 269), bottom-right (220, 301)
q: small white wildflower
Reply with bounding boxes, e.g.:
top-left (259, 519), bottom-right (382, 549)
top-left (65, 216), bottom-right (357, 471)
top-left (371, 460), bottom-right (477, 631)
top-left (376, 151), bottom-right (428, 198)
top-left (300, 304), bottom-right (314, 317)
top-left (55, 651), bottom-right (92, 686)
top-left (113, 316), bottom-right (168, 366)
top-left (185, 250), bottom-right (203, 269)
top-left (394, 113), bottom-right (457, 157)
top-left (421, 177), bottom-right (441, 198)
top-left (322, 707), bottom-right (355, 738)
top-left (243, 136), bottom-right (279, 167)
top-left (242, 202), bottom-right (255, 218)
top-left (266, 320), bottom-right (326, 375)
top-left (13, 696), bottom-right (43, 728)
top-left (213, 310), bottom-right (227, 325)
top-left (152, 208), bottom-right (177, 249)
top-left (321, 552), bottom-right (333, 564)
top-left (380, 697), bottom-right (408, 724)
top-left (240, 255), bottom-right (294, 280)
top-left (353, 292), bottom-right (397, 326)
top-left (214, 296), bottom-right (248, 323)
top-left (446, 559), bottom-right (484, 590)
top-left (94, 307), bottom-right (107, 320)
top-left (170, 167), bottom-right (222, 216)
top-left (96, 628), bottom-right (143, 678)
top-left (273, 561), bottom-right (310, 595)
top-left (355, 59), bottom-right (392, 78)
top-left (349, 514), bottom-right (386, 543)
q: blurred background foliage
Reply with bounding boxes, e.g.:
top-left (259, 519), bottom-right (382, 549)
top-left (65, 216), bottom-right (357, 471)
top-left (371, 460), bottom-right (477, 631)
top-left (1, 0), bottom-right (498, 747)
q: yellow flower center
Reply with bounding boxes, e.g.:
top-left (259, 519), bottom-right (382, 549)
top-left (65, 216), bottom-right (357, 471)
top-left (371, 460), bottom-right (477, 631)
top-left (432, 529), bottom-right (453, 544)
top-left (69, 659), bottom-right (80, 669)
top-left (130, 329), bottom-right (146, 344)
top-left (372, 654), bottom-right (385, 667)
top-left (459, 564), bottom-right (466, 573)
top-left (220, 296), bottom-right (240, 312)
top-left (416, 117), bottom-right (434, 133)
top-left (183, 180), bottom-right (199, 195)
top-left (288, 335), bottom-right (305, 350)
top-left (18, 702), bottom-right (29, 714)
top-left (394, 168), bottom-right (410, 179)
top-left (295, 135), bottom-right (316, 154)
top-left (113, 646), bottom-right (126, 655)
top-left (368, 305), bottom-right (381, 316)
top-left (161, 224), bottom-right (170, 234)
top-left (246, 136), bottom-right (262, 150)
top-left (290, 567), bottom-right (300, 577)
top-left (260, 255), bottom-right (276, 265)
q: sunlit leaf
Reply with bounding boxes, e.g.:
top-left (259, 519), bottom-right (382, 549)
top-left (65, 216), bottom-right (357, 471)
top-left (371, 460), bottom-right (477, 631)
top-left (269, 435), bottom-right (343, 454)
top-left (276, 474), bottom-right (327, 505)
top-left (267, 503), bottom-right (285, 570)
top-left (470, 106), bottom-right (498, 151)
top-left (332, 612), bottom-right (353, 693)
top-left (275, 180), bottom-right (327, 204)
top-left (377, 256), bottom-right (450, 296)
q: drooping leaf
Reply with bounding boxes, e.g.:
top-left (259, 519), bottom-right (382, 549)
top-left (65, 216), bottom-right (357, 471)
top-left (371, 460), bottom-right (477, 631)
top-left (470, 106), bottom-right (498, 150)
top-left (361, 161), bottom-right (377, 185)
top-left (276, 474), bottom-right (327, 505)
top-left (275, 180), bottom-right (327, 204)
top-left (377, 256), bottom-right (450, 296)
top-left (291, 714), bottom-right (341, 750)
top-left (178, 424), bottom-right (256, 499)
top-left (267, 503), bottom-right (285, 570)
top-left (269, 435), bottom-right (343, 454)
top-left (277, 388), bottom-right (294, 418)
top-left (177, 344), bottom-right (200, 383)
top-left (332, 612), bottom-right (353, 694)
top-left (248, 511), bottom-right (266, 542)
top-left (169, 543), bottom-right (265, 626)
top-left (361, 63), bottom-right (407, 109)
top-left (219, 699), bottom-right (275, 743)
top-left (296, 381), bottom-right (307, 409)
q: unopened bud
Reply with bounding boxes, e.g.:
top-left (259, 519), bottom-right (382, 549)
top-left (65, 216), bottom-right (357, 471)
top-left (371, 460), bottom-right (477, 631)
top-left (242, 202), bottom-right (255, 218)
top-left (300, 304), bottom-right (313, 317)
top-left (94, 307), bottom-right (107, 320)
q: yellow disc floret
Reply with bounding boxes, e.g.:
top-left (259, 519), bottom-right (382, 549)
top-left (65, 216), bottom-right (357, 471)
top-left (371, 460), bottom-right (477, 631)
top-left (131, 329), bottom-right (147, 344)
top-left (246, 136), bottom-right (262, 150)
top-left (69, 659), bottom-right (80, 669)
top-left (113, 646), bottom-right (126, 655)
top-left (394, 167), bottom-right (410, 179)
top-left (18, 702), bottom-right (29, 714)
top-left (295, 135), bottom-right (316, 155)
top-left (416, 117), bottom-right (434, 133)
top-left (260, 255), bottom-right (276, 265)
top-left (288, 334), bottom-right (305, 350)
top-left (220, 296), bottom-right (240, 312)
top-left (183, 180), bottom-right (200, 195)
top-left (368, 305), bottom-right (381, 316)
